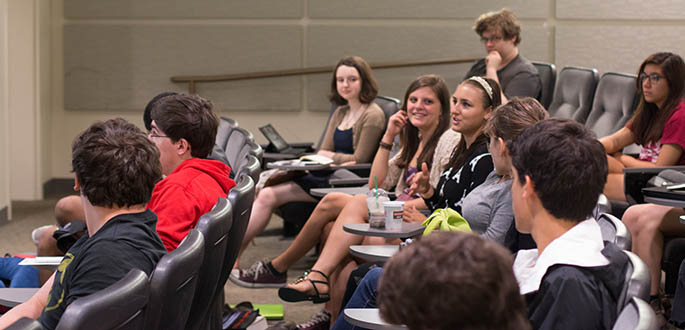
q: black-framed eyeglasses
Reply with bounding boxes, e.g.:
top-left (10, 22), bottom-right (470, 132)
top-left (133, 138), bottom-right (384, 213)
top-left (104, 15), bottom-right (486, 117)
top-left (639, 72), bottom-right (664, 85)
top-left (480, 36), bottom-right (503, 44)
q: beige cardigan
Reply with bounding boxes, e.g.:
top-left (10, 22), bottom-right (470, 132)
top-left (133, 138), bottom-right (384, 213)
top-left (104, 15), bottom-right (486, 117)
top-left (380, 129), bottom-right (461, 195)
top-left (319, 103), bottom-right (386, 164)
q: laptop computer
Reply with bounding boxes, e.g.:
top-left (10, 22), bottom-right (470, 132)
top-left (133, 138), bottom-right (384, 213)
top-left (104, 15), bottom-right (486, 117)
top-left (259, 124), bottom-right (308, 156)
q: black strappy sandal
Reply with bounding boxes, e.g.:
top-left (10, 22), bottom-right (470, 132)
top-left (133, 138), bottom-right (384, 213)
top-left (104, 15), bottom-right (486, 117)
top-left (278, 269), bottom-right (330, 303)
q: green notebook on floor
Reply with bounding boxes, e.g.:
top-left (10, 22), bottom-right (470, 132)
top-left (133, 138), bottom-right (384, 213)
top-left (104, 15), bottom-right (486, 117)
top-left (231, 303), bottom-right (284, 320)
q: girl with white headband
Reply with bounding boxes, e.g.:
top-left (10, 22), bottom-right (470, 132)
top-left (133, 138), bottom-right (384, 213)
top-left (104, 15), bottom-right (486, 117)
top-left (408, 76), bottom-right (501, 215)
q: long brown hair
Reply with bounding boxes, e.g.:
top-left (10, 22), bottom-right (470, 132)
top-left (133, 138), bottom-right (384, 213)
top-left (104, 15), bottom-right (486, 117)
top-left (446, 77), bottom-right (502, 170)
top-left (630, 52), bottom-right (685, 145)
top-left (396, 75), bottom-right (451, 170)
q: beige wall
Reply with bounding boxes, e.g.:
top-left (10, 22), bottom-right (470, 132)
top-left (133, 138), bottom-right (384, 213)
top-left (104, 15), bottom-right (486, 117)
top-left (0, 0), bottom-right (8, 215)
top-left (4, 0), bottom-right (685, 200)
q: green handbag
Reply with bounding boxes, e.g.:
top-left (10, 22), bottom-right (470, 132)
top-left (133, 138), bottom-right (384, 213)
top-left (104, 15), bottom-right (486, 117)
top-left (421, 208), bottom-right (472, 236)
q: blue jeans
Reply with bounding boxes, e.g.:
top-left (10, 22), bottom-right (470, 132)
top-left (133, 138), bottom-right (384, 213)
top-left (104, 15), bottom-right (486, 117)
top-left (0, 257), bottom-right (40, 288)
top-left (331, 267), bottom-right (383, 330)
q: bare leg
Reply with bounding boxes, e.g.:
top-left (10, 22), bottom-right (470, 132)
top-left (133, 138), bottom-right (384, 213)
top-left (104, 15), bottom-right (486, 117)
top-left (603, 154), bottom-right (627, 201)
top-left (607, 154), bottom-right (625, 174)
top-left (237, 182), bottom-right (317, 266)
top-left (285, 194), bottom-right (370, 295)
top-left (271, 193), bottom-right (351, 273)
top-left (604, 173), bottom-right (626, 202)
top-left (54, 195), bottom-right (85, 226)
top-left (624, 204), bottom-right (685, 295)
top-left (36, 195), bottom-right (85, 263)
top-left (328, 258), bottom-right (358, 323)
top-left (37, 226), bottom-right (62, 284)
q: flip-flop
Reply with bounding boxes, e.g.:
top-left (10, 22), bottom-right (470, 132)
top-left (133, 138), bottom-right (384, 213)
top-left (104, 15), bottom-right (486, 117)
top-left (278, 269), bottom-right (330, 304)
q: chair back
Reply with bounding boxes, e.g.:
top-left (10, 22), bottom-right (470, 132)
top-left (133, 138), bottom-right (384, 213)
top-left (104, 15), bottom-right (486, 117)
top-left (215, 118), bottom-right (237, 150)
top-left (373, 95), bottom-right (402, 126)
top-left (593, 194), bottom-right (612, 219)
top-left (617, 251), bottom-right (651, 315)
top-left (209, 117), bottom-right (240, 169)
top-left (237, 140), bottom-right (263, 166)
top-left (225, 128), bottom-right (255, 169)
top-left (219, 174), bottom-right (255, 290)
top-left (236, 154), bottom-right (261, 185)
top-left (532, 61), bottom-right (556, 109)
top-left (586, 72), bottom-right (638, 138)
top-left (144, 229), bottom-right (205, 330)
top-left (185, 198), bottom-right (233, 330)
top-left (317, 95), bottom-right (401, 149)
top-left (55, 269), bottom-right (149, 330)
top-left (5, 318), bottom-right (44, 330)
top-left (547, 66), bottom-right (599, 123)
top-left (612, 297), bottom-right (658, 330)
top-left (200, 174), bottom-right (255, 329)
top-left (221, 117), bottom-right (239, 128)
top-left (597, 213), bottom-right (632, 251)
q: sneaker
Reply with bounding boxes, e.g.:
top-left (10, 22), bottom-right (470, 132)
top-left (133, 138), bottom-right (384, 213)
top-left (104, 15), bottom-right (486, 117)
top-left (229, 260), bottom-right (286, 288)
top-left (31, 225), bottom-right (53, 246)
top-left (650, 296), bottom-right (668, 328)
top-left (296, 309), bottom-right (330, 330)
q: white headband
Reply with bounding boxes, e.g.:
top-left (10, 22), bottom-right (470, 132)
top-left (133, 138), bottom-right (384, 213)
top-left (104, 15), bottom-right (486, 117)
top-left (467, 76), bottom-right (493, 101)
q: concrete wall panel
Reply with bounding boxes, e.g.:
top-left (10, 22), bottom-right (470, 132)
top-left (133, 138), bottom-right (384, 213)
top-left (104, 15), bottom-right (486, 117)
top-left (556, 25), bottom-right (685, 75)
top-left (309, 0), bottom-right (548, 19)
top-left (557, 0), bottom-right (685, 20)
top-left (64, 24), bottom-right (302, 111)
top-left (65, 0), bottom-right (303, 19)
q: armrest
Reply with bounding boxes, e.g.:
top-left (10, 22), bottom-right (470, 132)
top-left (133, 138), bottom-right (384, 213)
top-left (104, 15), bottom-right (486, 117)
top-left (622, 166), bottom-right (685, 175)
top-left (623, 166), bottom-right (685, 204)
top-left (259, 142), bottom-right (315, 153)
top-left (329, 178), bottom-right (369, 187)
top-left (334, 164), bottom-right (371, 170)
top-left (332, 163), bottom-right (372, 177)
top-left (289, 142), bottom-right (315, 149)
top-left (262, 153), bottom-right (298, 168)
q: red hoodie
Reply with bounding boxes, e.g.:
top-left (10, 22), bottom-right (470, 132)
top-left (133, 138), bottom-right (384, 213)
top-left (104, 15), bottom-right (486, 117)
top-left (147, 158), bottom-right (235, 251)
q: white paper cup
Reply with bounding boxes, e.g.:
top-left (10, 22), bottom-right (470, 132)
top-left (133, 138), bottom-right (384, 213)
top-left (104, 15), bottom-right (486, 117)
top-left (383, 201), bottom-right (404, 231)
top-left (367, 196), bottom-right (389, 228)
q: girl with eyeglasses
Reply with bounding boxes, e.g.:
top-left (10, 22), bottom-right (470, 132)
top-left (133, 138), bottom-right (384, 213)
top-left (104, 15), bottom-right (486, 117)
top-left (600, 52), bottom-right (685, 202)
top-left (602, 52), bottom-right (685, 321)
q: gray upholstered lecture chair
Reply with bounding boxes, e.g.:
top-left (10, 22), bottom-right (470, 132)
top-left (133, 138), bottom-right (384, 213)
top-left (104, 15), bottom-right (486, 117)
top-left (206, 173), bottom-right (255, 330)
top-left (612, 297), bottom-right (658, 330)
top-left (532, 61), bottom-right (556, 109)
top-left (597, 213), bottom-right (632, 251)
top-left (55, 268), bottom-right (150, 330)
top-left (144, 229), bottom-right (205, 330)
top-left (617, 251), bottom-right (651, 315)
top-left (547, 66), bottom-right (599, 123)
top-left (585, 72), bottom-right (638, 138)
top-left (185, 198), bottom-right (233, 330)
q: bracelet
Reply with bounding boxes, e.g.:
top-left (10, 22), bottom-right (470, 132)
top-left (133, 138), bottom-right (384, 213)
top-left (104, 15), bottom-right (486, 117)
top-left (379, 142), bottom-right (393, 150)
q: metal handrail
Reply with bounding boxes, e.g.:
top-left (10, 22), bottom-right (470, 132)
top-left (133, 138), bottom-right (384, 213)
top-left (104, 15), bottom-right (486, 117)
top-left (171, 57), bottom-right (479, 93)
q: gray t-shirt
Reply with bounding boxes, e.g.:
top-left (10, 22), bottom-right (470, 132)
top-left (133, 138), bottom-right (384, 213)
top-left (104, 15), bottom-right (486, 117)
top-left (464, 53), bottom-right (541, 100)
top-left (461, 171), bottom-right (513, 244)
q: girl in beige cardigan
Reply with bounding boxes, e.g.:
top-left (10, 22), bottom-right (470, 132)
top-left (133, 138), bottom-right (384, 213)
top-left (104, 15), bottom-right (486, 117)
top-left (236, 56), bottom-right (385, 266)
